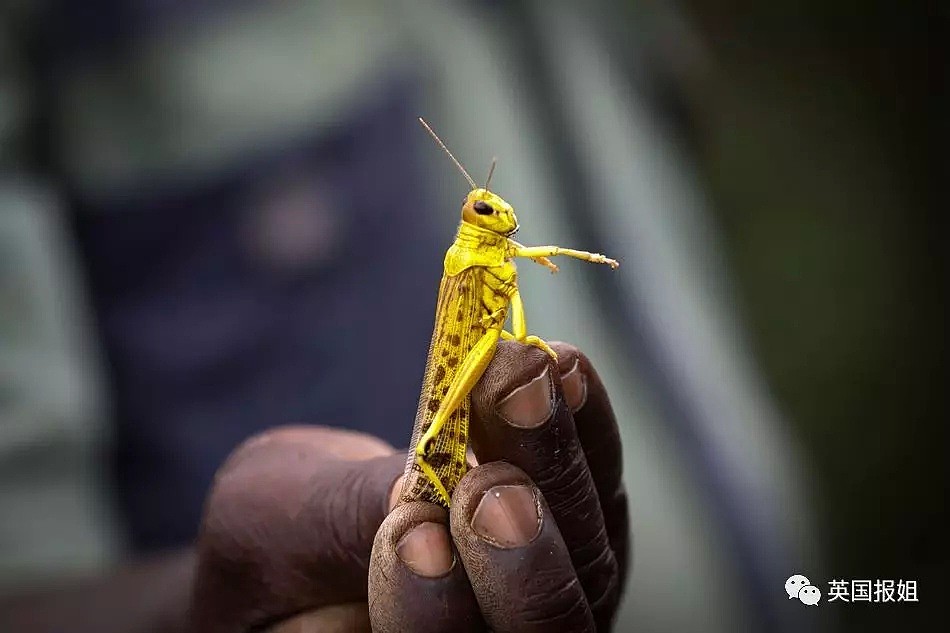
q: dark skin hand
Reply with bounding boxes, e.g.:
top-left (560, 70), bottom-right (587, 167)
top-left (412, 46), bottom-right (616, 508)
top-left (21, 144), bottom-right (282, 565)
top-left (190, 341), bottom-right (630, 632)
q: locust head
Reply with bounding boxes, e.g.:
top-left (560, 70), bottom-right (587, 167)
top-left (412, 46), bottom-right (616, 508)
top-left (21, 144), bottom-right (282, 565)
top-left (462, 188), bottom-right (519, 236)
top-left (417, 118), bottom-right (519, 236)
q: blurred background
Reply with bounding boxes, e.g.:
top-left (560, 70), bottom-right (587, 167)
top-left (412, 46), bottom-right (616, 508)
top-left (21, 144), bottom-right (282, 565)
top-left (0, 1), bottom-right (942, 632)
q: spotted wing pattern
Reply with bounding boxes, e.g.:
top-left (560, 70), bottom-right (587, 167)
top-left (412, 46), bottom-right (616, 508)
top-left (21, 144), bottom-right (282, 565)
top-left (401, 267), bottom-right (484, 505)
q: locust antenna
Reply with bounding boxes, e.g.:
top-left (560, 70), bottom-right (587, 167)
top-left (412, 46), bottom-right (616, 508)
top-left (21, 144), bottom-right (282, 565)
top-left (418, 117), bottom-right (477, 189)
top-left (484, 157), bottom-right (497, 191)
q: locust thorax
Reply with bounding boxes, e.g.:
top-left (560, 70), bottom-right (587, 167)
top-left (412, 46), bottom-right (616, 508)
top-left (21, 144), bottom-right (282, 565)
top-left (461, 188), bottom-right (519, 236)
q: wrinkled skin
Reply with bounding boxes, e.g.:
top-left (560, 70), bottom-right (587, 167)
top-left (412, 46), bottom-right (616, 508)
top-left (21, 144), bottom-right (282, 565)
top-left (190, 341), bottom-right (630, 632)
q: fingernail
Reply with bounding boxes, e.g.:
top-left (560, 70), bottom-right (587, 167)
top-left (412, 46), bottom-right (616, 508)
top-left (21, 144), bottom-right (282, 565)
top-left (497, 366), bottom-right (555, 428)
top-left (560, 359), bottom-right (588, 412)
top-left (396, 522), bottom-right (454, 577)
top-left (471, 485), bottom-right (541, 548)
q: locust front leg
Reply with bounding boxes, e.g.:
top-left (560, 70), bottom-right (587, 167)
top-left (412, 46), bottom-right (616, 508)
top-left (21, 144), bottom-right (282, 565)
top-left (507, 239), bottom-right (559, 273)
top-left (514, 245), bottom-right (619, 269)
top-left (416, 327), bottom-right (501, 504)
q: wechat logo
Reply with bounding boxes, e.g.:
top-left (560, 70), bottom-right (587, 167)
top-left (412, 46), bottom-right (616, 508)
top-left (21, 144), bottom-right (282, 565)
top-left (786, 574), bottom-right (821, 606)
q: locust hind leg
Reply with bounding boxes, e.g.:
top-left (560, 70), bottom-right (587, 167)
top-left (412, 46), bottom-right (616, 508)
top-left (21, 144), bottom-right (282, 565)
top-left (415, 454), bottom-right (452, 506)
top-left (415, 327), bottom-right (501, 504)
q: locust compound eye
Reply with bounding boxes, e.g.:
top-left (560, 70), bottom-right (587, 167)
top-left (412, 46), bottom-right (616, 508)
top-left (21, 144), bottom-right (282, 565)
top-left (473, 200), bottom-right (494, 215)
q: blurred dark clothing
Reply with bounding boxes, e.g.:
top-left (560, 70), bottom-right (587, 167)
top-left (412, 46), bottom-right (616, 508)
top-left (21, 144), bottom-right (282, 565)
top-left (70, 91), bottom-right (444, 550)
top-left (4, 0), bottom-right (446, 551)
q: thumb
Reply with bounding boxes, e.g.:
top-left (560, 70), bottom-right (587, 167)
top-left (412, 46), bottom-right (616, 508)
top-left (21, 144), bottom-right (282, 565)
top-left (190, 427), bottom-right (404, 633)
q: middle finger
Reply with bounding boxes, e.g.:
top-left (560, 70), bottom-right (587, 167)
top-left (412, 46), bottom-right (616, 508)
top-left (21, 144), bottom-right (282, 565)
top-left (470, 341), bottom-right (621, 629)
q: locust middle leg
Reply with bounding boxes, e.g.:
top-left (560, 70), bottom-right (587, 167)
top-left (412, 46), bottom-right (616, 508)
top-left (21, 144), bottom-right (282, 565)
top-left (502, 288), bottom-right (557, 360)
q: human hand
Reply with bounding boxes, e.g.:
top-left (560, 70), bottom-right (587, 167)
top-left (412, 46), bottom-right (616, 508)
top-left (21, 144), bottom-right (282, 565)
top-left (188, 426), bottom-right (404, 632)
top-left (189, 341), bottom-right (629, 632)
top-left (370, 340), bottom-right (629, 632)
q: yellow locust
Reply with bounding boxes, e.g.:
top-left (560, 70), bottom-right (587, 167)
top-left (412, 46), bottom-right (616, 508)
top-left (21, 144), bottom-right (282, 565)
top-left (399, 119), bottom-right (619, 507)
